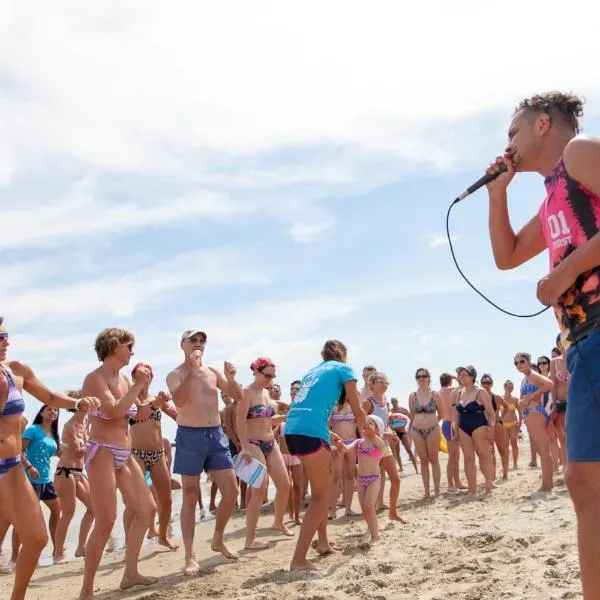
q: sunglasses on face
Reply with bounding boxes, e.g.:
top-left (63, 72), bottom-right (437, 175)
top-left (514, 359), bottom-right (527, 366)
top-left (0, 332), bottom-right (8, 341)
top-left (481, 380), bottom-right (492, 385)
top-left (187, 337), bottom-right (206, 344)
top-left (537, 361), bottom-right (549, 366)
top-left (262, 373), bottom-right (276, 380)
top-left (416, 374), bottom-right (428, 379)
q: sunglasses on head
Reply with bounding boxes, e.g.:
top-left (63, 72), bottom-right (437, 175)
top-left (514, 359), bottom-right (527, 366)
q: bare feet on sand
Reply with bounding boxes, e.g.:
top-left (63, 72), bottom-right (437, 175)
top-left (211, 539), bottom-right (239, 559)
top-left (344, 509), bottom-right (361, 517)
top-left (119, 573), bottom-right (158, 590)
top-left (183, 558), bottom-right (200, 576)
top-left (271, 523), bottom-right (294, 536)
top-left (389, 512), bottom-right (408, 524)
top-left (147, 528), bottom-right (159, 540)
top-left (158, 536), bottom-right (179, 551)
top-left (74, 546), bottom-right (86, 558)
top-left (290, 559), bottom-right (320, 572)
top-left (311, 540), bottom-right (340, 555)
top-left (245, 539), bottom-right (269, 550)
top-left (52, 553), bottom-right (69, 564)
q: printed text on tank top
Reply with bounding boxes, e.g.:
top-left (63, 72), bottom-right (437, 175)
top-left (538, 158), bottom-right (600, 342)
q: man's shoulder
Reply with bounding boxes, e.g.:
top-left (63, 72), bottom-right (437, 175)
top-left (166, 364), bottom-right (186, 379)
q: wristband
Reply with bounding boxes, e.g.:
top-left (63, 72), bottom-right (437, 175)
top-left (75, 399), bottom-right (82, 411)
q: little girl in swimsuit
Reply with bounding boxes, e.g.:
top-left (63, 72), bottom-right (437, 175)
top-left (339, 415), bottom-right (386, 545)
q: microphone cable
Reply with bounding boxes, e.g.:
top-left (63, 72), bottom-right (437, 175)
top-left (446, 198), bottom-right (550, 318)
top-left (447, 196), bottom-right (600, 419)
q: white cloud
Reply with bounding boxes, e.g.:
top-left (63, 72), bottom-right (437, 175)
top-left (428, 234), bottom-right (458, 248)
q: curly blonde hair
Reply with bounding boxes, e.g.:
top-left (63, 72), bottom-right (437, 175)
top-left (94, 328), bottom-right (134, 362)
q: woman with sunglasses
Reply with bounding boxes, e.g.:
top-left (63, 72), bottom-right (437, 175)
top-left (550, 335), bottom-right (568, 468)
top-left (480, 375), bottom-right (509, 481)
top-left (237, 357), bottom-right (292, 550)
top-left (537, 356), bottom-right (561, 472)
top-left (514, 352), bottom-right (554, 492)
top-left (285, 340), bottom-right (370, 571)
top-left (79, 328), bottom-right (158, 600)
top-left (0, 317), bottom-right (99, 600)
top-left (127, 362), bottom-right (179, 551)
top-left (452, 366), bottom-right (495, 496)
top-left (364, 372), bottom-right (406, 521)
top-left (501, 380), bottom-right (521, 470)
top-left (408, 368), bottom-right (443, 498)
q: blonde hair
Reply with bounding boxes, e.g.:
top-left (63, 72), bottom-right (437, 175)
top-left (367, 414), bottom-right (384, 437)
top-left (368, 371), bottom-right (388, 390)
top-left (94, 328), bottom-right (134, 362)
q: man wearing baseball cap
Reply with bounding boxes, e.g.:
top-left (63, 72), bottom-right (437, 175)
top-left (166, 329), bottom-right (242, 575)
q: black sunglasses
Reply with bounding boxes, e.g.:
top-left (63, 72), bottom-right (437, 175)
top-left (481, 380), bottom-right (492, 385)
top-left (537, 361), bottom-right (549, 366)
top-left (514, 359), bottom-right (527, 366)
top-left (187, 336), bottom-right (206, 344)
top-left (0, 332), bottom-right (8, 341)
top-left (416, 374), bottom-right (429, 379)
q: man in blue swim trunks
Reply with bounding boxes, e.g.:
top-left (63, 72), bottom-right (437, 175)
top-left (166, 329), bottom-right (243, 576)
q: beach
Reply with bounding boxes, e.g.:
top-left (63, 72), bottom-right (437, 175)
top-left (3, 443), bottom-right (581, 600)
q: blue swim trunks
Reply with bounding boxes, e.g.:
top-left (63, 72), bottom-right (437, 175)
top-left (173, 426), bottom-right (233, 475)
top-left (441, 420), bottom-right (455, 442)
top-left (566, 331), bottom-right (600, 462)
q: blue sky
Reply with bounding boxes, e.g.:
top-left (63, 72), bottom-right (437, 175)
top-left (2, 1), bottom-right (600, 441)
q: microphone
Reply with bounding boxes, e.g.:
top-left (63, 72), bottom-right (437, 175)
top-left (454, 163), bottom-right (508, 202)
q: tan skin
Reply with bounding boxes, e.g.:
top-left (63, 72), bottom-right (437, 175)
top-left (128, 373), bottom-right (179, 551)
top-left (276, 411), bottom-right (303, 524)
top-left (537, 357), bottom-right (560, 472)
top-left (343, 423), bottom-right (386, 545)
top-left (500, 382), bottom-right (521, 469)
top-left (438, 382), bottom-right (464, 490)
top-left (488, 110), bottom-right (600, 597)
top-left (389, 401), bottom-right (419, 474)
top-left (166, 337), bottom-right (242, 575)
top-left (480, 378), bottom-right (509, 481)
top-left (550, 341), bottom-right (568, 467)
top-left (408, 372), bottom-right (443, 498)
top-left (329, 399), bottom-right (359, 518)
top-left (364, 379), bottom-right (406, 522)
top-left (289, 352), bottom-right (371, 572)
top-left (514, 354), bottom-right (554, 492)
top-left (79, 345), bottom-right (157, 600)
top-left (0, 324), bottom-right (99, 600)
top-left (53, 409), bottom-right (94, 564)
top-left (452, 370), bottom-right (495, 496)
top-left (236, 365), bottom-right (292, 549)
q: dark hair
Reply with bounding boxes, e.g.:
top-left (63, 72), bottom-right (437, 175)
top-left (551, 346), bottom-right (561, 357)
top-left (516, 92), bottom-right (584, 133)
top-left (415, 367), bottom-right (430, 380)
top-left (94, 328), bottom-right (135, 362)
top-left (362, 365), bottom-right (376, 372)
top-left (516, 352), bottom-right (532, 363)
top-left (481, 373), bottom-right (493, 384)
top-left (537, 355), bottom-right (551, 371)
top-left (504, 379), bottom-right (513, 387)
top-left (337, 387), bottom-right (347, 407)
top-left (0, 316), bottom-right (3, 326)
top-left (531, 364), bottom-right (541, 374)
top-left (439, 373), bottom-right (453, 387)
top-left (321, 340), bottom-right (347, 363)
top-left (32, 405), bottom-right (60, 451)
top-left (290, 380), bottom-right (301, 387)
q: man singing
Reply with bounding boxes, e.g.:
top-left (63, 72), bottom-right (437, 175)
top-left (486, 91), bottom-right (600, 599)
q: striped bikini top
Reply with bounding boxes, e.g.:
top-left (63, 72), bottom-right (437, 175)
top-left (88, 404), bottom-right (138, 421)
top-left (0, 365), bottom-right (25, 418)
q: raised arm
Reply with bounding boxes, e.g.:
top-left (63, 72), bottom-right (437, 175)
top-left (82, 371), bottom-right (144, 419)
top-left (19, 361), bottom-right (99, 412)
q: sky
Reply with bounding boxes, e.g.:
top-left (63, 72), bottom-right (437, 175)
top-left (2, 0), bottom-right (600, 441)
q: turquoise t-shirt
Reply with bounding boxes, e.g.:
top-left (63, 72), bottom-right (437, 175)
top-left (23, 424), bottom-right (58, 484)
top-left (285, 361), bottom-right (357, 443)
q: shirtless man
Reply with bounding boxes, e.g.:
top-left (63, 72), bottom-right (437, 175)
top-left (439, 373), bottom-right (464, 491)
top-left (166, 329), bottom-right (242, 575)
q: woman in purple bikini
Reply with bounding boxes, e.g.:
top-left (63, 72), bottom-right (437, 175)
top-left (0, 317), bottom-right (99, 600)
top-left (79, 328), bottom-right (158, 600)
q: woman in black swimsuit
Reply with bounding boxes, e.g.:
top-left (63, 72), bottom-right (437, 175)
top-left (451, 366), bottom-right (495, 496)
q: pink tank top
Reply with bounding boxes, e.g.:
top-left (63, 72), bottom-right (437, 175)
top-left (538, 158), bottom-right (600, 343)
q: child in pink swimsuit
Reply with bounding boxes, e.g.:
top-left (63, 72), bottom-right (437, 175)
top-left (339, 415), bottom-right (385, 545)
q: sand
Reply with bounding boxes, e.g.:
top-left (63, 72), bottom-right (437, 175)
top-left (2, 444), bottom-right (581, 600)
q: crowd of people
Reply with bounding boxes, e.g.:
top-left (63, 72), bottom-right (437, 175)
top-left (0, 317), bottom-right (572, 600)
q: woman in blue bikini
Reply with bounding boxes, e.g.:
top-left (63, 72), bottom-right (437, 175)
top-left (514, 352), bottom-right (554, 492)
top-left (0, 317), bottom-right (99, 600)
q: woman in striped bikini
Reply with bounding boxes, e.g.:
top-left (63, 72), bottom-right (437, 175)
top-left (0, 317), bottom-right (99, 600)
top-left (79, 328), bottom-right (158, 600)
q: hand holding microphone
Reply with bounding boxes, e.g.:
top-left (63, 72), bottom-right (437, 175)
top-left (485, 156), bottom-right (516, 195)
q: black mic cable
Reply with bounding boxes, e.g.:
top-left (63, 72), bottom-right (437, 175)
top-left (446, 167), bottom-right (550, 318)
